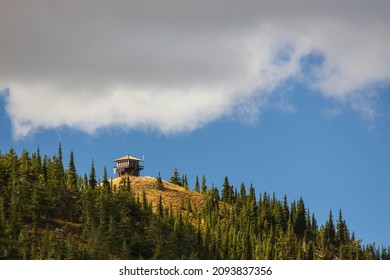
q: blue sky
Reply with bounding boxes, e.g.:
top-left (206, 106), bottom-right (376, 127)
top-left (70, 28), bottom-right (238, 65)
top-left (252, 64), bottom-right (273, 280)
top-left (1, 1), bottom-right (390, 246)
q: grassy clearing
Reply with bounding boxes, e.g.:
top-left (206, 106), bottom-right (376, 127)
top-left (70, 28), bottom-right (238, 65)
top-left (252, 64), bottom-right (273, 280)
top-left (111, 176), bottom-right (206, 219)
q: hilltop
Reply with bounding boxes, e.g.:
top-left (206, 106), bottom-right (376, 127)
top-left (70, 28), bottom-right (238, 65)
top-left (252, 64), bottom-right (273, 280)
top-left (111, 176), bottom-right (206, 215)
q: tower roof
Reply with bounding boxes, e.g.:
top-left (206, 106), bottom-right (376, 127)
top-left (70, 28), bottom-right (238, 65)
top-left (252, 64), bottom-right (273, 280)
top-left (113, 155), bottom-right (142, 162)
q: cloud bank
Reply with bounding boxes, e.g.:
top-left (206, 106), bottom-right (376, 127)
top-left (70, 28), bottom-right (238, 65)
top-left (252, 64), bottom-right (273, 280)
top-left (1, 1), bottom-right (389, 138)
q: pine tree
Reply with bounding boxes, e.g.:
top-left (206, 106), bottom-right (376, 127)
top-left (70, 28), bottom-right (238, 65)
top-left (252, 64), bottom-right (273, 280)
top-left (322, 210), bottom-right (336, 259)
top-left (170, 168), bottom-right (181, 186)
top-left (68, 151), bottom-right (77, 191)
top-left (89, 159), bottom-right (97, 190)
top-left (282, 195), bottom-right (289, 233)
top-left (325, 210), bottom-right (336, 245)
top-left (155, 172), bottom-right (164, 190)
top-left (83, 173), bottom-right (89, 189)
top-left (18, 150), bottom-right (34, 223)
top-left (294, 197), bottom-right (306, 239)
top-left (56, 143), bottom-right (64, 177)
top-left (181, 174), bottom-right (189, 190)
top-left (221, 176), bottom-right (233, 203)
top-left (53, 143), bottom-right (65, 185)
top-left (304, 210), bottom-right (313, 244)
top-left (336, 209), bottom-right (349, 246)
top-left (201, 175), bottom-right (207, 194)
top-left (239, 182), bottom-right (247, 199)
top-left (31, 147), bottom-right (42, 181)
top-left (157, 195), bottom-right (163, 218)
top-left (31, 177), bottom-right (51, 222)
top-left (247, 183), bottom-right (257, 224)
top-left (194, 175), bottom-right (200, 193)
top-left (42, 155), bottom-right (48, 183)
top-left (102, 166), bottom-right (110, 193)
top-left (0, 198), bottom-right (14, 259)
top-left (186, 198), bottom-right (192, 213)
top-left (58, 143), bottom-right (63, 167)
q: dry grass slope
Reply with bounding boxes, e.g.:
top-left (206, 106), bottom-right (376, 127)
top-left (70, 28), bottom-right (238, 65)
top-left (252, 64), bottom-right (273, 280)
top-left (111, 176), bottom-right (206, 219)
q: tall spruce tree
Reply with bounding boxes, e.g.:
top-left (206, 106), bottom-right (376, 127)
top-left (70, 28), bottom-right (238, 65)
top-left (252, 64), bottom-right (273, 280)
top-left (102, 166), bottom-right (110, 193)
top-left (221, 176), bottom-right (233, 203)
top-left (155, 172), bottom-right (164, 190)
top-left (239, 182), bottom-right (247, 199)
top-left (170, 168), bottom-right (181, 185)
top-left (336, 210), bottom-right (349, 246)
top-left (53, 143), bottom-right (65, 185)
top-left (294, 197), bottom-right (306, 239)
top-left (89, 159), bottom-right (97, 190)
top-left (194, 175), bottom-right (200, 193)
top-left (247, 183), bottom-right (257, 224)
top-left (201, 175), bottom-right (207, 194)
top-left (325, 210), bottom-right (336, 245)
top-left (57, 143), bottom-right (64, 173)
top-left (182, 174), bottom-right (189, 190)
top-left (68, 151), bottom-right (77, 191)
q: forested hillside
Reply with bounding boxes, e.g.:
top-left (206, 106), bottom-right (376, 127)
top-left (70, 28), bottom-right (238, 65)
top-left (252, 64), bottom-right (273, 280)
top-left (0, 146), bottom-right (388, 260)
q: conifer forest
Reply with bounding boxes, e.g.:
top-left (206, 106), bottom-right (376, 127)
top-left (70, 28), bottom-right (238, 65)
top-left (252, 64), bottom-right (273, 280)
top-left (0, 146), bottom-right (389, 260)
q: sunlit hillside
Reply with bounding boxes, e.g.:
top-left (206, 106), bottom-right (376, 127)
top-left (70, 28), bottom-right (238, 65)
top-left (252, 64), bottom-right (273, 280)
top-left (111, 176), bottom-right (207, 219)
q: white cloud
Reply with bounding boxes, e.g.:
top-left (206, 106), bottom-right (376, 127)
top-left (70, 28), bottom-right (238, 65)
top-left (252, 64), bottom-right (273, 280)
top-left (1, 1), bottom-right (389, 138)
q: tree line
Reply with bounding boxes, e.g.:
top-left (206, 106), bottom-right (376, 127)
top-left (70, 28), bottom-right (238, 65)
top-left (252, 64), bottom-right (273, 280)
top-left (0, 146), bottom-right (388, 259)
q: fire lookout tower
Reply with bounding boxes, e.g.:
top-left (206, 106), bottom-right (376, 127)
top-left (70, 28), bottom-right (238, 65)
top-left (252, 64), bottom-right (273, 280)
top-left (113, 154), bottom-right (144, 177)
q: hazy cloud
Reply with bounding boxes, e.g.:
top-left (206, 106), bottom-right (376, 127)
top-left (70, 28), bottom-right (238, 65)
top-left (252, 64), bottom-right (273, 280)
top-left (1, 1), bottom-right (389, 138)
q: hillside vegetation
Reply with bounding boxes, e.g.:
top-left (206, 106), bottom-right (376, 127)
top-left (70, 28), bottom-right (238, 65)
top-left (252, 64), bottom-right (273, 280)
top-left (0, 145), bottom-right (389, 260)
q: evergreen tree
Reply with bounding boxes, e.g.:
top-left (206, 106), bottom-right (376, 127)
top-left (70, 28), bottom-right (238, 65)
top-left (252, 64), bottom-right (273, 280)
top-left (157, 195), bottom-right (163, 218)
top-left (170, 168), bottom-right (181, 186)
top-left (58, 143), bottom-right (63, 169)
top-left (282, 195), bottom-right (289, 232)
top-left (42, 155), bottom-right (48, 183)
top-left (304, 210), bottom-right (313, 244)
top-left (68, 151), bottom-right (77, 191)
top-left (155, 172), bottom-right (164, 190)
top-left (294, 198), bottom-right (306, 239)
top-left (201, 175), bottom-right (207, 194)
top-left (52, 143), bottom-right (65, 186)
top-left (336, 209), bottom-right (349, 246)
top-left (31, 148), bottom-right (42, 181)
top-left (239, 182), bottom-right (247, 199)
top-left (54, 143), bottom-right (64, 181)
top-left (31, 176), bottom-right (51, 222)
top-left (83, 173), bottom-right (89, 189)
top-left (322, 210), bottom-right (336, 259)
top-left (181, 174), bottom-right (189, 190)
top-left (325, 210), bottom-right (336, 245)
top-left (194, 175), bottom-right (200, 193)
top-left (247, 183), bottom-right (257, 224)
top-left (221, 176), bottom-right (233, 203)
top-left (186, 198), bottom-right (192, 213)
top-left (0, 198), bottom-right (14, 259)
top-left (89, 159), bottom-right (97, 190)
top-left (102, 166), bottom-right (110, 193)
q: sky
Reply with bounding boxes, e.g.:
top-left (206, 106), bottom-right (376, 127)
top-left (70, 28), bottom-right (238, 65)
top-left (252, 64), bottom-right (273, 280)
top-left (1, 1), bottom-right (390, 246)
